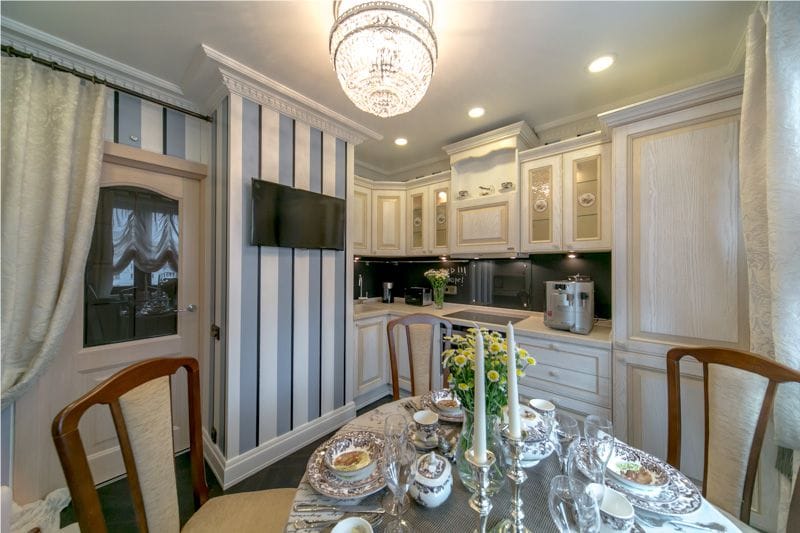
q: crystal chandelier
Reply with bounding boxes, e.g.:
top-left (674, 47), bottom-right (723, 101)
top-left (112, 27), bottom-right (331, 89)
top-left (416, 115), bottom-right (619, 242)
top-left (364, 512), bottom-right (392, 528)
top-left (329, 0), bottom-right (438, 118)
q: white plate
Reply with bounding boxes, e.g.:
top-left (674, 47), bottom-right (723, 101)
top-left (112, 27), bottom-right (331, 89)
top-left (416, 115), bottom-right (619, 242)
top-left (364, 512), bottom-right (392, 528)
top-left (307, 431), bottom-right (386, 499)
top-left (576, 441), bottom-right (701, 516)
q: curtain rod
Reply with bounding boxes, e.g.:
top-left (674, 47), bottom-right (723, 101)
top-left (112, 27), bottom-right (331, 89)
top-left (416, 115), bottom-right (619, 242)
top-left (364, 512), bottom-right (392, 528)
top-left (2, 45), bottom-right (213, 122)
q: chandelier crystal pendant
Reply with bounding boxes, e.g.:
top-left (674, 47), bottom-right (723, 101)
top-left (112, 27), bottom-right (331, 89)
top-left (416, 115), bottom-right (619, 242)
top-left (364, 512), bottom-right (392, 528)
top-left (329, 0), bottom-right (438, 118)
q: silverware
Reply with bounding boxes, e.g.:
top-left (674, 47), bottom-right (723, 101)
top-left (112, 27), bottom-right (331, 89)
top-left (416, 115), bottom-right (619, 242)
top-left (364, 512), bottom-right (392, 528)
top-left (293, 502), bottom-right (385, 514)
top-left (637, 513), bottom-right (726, 531)
top-left (293, 512), bottom-right (383, 531)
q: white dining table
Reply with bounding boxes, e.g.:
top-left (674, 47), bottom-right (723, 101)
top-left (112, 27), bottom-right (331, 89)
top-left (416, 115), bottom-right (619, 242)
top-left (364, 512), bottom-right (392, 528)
top-left (285, 397), bottom-right (741, 532)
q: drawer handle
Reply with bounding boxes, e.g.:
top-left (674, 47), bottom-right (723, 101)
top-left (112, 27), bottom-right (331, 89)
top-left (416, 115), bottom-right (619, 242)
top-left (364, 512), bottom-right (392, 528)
top-left (548, 370), bottom-right (560, 378)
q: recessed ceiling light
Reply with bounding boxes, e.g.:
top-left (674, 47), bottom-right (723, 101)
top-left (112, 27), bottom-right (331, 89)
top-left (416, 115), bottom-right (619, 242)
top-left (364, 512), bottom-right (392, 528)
top-left (394, 137), bottom-right (408, 146)
top-left (468, 107), bottom-right (485, 118)
top-left (588, 55), bottom-right (615, 73)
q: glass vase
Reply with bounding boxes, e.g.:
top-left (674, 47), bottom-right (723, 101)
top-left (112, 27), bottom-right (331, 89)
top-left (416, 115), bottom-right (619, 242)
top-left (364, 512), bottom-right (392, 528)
top-left (455, 409), bottom-right (505, 495)
top-left (432, 285), bottom-right (445, 309)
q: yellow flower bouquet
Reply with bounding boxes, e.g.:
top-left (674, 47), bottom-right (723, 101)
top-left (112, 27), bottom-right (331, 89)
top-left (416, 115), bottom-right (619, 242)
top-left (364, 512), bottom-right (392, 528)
top-left (442, 327), bottom-right (536, 417)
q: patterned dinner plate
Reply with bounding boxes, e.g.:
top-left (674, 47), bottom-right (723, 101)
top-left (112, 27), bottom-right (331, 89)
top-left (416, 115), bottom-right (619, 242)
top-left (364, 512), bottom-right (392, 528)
top-left (576, 441), bottom-right (702, 516)
top-left (307, 431), bottom-right (386, 499)
top-left (422, 390), bottom-right (464, 423)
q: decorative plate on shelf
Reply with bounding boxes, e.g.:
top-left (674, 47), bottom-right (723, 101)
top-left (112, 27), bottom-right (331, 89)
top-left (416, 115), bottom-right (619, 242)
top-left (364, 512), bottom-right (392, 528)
top-left (578, 192), bottom-right (596, 207)
top-left (576, 441), bottom-right (701, 516)
top-left (533, 199), bottom-right (548, 213)
top-left (413, 216), bottom-right (422, 227)
top-left (307, 431), bottom-right (386, 499)
top-left (436, 213), bottom-right (446, 224)
top-left (422, 390), bottom-right (464, 423)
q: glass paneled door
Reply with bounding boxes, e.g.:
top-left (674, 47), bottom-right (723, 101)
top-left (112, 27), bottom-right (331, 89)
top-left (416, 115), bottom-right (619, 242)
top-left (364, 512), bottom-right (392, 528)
top-left (12, 145), bottom-right (205, 493)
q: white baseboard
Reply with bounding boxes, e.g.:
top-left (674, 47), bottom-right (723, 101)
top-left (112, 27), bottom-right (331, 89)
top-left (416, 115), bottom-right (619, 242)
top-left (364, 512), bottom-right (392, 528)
top-left (354, 386), bottom-right (393, 410)
top-left (208, 402), bottom-right (356, 489)
top-left (202, 429), bottom-right (227, 487)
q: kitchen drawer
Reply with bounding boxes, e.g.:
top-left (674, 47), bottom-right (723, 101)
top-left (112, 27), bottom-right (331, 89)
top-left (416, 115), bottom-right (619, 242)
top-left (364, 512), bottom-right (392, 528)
top-left (519, 384), bottom-right (611, 422)
top-left (521, 370), bottom-right (610, 408)
top-left (522, 345), bottom-right (610, 378)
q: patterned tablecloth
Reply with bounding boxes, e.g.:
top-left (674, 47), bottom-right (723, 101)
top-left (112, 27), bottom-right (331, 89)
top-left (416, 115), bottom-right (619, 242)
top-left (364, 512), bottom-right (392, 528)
top-left (285, 398), bottom-right (741, 532)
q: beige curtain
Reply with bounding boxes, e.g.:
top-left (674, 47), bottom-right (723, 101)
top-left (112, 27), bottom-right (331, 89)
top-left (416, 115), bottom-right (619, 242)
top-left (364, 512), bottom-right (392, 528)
top-left (739, 2), bottom-right (800, 530)
top-left (1, 58), bottom-right (106, 403)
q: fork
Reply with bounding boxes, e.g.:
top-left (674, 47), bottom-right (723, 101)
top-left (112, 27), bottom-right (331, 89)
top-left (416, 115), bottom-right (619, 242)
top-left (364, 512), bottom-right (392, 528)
top-left (637, 513), bottom-right (726, 531)
top-left (293, 512), bottom-right (382, 531)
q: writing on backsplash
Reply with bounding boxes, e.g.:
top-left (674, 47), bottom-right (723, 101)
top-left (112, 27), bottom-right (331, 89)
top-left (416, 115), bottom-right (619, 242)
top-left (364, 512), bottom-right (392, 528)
top-left (447, 265), bottom-right (467, 286)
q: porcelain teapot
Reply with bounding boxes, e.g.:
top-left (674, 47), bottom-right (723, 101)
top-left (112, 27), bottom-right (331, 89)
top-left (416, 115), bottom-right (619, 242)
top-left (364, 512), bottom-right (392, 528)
top-left (409, 451), bottom-right (452, 508)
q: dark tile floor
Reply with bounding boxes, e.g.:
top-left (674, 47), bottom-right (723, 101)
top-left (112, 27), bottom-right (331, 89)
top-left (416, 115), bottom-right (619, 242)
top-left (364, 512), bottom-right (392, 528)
top-left (60, 395), bottom-right (393, 530)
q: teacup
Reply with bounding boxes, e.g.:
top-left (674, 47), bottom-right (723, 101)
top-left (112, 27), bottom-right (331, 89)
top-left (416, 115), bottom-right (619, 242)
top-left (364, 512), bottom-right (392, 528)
top-left (599, 486), bottom-right (635, 532)
top-left (529, 398), bottom-right (556, 419)
top-left (413, 410), bottom-right (439, 443)
top-left (331, 516), bottom-right (374, 533)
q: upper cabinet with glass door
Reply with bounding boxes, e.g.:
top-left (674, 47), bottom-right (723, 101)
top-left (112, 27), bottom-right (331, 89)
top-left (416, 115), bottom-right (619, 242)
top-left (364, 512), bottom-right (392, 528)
top-left (406, 173), bottom-right (450, 256)
top-left (519, 154), bottom-right (562, 252)
top-left (518, 133), bottom-right (611, 253)
top-left (563, 143), bottom-right (611, 250)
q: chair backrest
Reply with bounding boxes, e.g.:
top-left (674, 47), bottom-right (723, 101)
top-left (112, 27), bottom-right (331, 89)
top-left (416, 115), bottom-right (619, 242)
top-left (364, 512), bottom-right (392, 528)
top-left (52, 357), bottom-right (208, 533)
top-left (666, 347), bottom-right (800, 524)
top-left (386, 314), bottom-right (453, 399)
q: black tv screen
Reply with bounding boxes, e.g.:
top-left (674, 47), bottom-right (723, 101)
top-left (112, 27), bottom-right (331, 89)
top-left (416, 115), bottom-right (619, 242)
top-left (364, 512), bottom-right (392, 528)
top-left (251, 178), bottom-right (345, 250)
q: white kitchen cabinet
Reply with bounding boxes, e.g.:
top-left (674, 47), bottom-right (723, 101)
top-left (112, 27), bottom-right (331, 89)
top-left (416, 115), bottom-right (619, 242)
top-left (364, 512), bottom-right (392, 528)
top-left (598, 77), bottom-right (767, 525)
top-left (353, 316), bottom-right (390, 408)
top-left (450, 193), bottom-right (519, 255)
top-left (516, 334), bottom-right (611, 421)
top-left (563, 143), bottom-right (611, 251)
top-left (518, 133), bottom-right (610, 253)
top-left (371, 189), bottom-right (406, 256)
top-left (519, 154), bottom-right (562, 252)
top-left (352, 183), bottom-right (371, 255)
top-left (406, 177), bottom-right (450, 256)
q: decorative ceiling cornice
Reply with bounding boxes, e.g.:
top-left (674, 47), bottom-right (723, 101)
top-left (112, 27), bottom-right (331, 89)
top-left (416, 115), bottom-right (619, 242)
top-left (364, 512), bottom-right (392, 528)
top-left (204, 45), bottom-right (382, 146)
top-left (0, 16), bottom-right (199, 113)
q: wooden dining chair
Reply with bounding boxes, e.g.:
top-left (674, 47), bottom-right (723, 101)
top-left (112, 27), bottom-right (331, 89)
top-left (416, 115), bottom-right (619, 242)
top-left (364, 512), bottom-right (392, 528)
top-left (386, 314), bottom-right (453, 400)
top-left (666, 346), bottom-right (800, 527)
top-left (52, 357), bottom-right (295, 532)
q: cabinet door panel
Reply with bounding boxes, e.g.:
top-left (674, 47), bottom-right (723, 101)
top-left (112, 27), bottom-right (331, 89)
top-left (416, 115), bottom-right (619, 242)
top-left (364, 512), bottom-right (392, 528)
top-left (355, 318), bottom-right (386, 394)
top-left (372, 191), bottom-right (405, 255)
top-left (352, 186), bottom-right (371, 253)
top-left (520, 155), bottom-right (562, 252)
top-left (431, 185), bottom-right (449, 253)
top-left (407, 187), bottom-right (427, 254)
top-left (452, 196), bottom-right (516, 254)
top-left (629, 115), bottom-right (745, 347)
top-left (564, 144), bottom-right (611, 250)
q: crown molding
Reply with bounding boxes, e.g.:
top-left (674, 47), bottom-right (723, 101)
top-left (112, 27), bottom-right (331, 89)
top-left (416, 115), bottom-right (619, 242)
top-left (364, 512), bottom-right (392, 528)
top-left (0, 16), bottom-right (199, 113)
top-left (442, 121), bottom-right (538, 156)
top-left (204, 45), bottom-right (382, 145)
top-left (518, 131), bottom-right (607, 162)
top-left (598, 75), bottom-right (743, 129)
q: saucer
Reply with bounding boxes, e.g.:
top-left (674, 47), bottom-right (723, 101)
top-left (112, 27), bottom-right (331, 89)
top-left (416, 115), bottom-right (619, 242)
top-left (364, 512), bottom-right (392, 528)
top-left (409, 430), bottom-right (438, 451)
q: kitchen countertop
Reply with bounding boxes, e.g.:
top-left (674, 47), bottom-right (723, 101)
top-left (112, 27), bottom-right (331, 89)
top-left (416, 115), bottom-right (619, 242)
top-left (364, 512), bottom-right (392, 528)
top-left (353, 300), bottom-right (612, 349)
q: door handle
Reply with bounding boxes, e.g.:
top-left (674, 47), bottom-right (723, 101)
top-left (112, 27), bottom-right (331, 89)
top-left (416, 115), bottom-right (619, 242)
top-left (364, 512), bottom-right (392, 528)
top-left (177, 304), bottom-right (197, 313)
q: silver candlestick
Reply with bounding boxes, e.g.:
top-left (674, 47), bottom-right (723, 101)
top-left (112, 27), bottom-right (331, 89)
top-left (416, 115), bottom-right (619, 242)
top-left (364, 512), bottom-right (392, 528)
top-left (465, 448), bottom-right (496, 533)
top-left (494, 428), bottom-right (531, 533)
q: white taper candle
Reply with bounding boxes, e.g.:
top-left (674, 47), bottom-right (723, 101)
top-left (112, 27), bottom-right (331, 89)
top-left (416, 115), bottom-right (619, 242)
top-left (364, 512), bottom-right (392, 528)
top-left (473, 325), bottom-right (487, 463)
top-left (506, 322), bottom-right (521, 439)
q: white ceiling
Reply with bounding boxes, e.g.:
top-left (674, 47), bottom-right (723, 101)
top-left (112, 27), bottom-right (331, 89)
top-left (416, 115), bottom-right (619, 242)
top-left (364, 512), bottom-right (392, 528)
top-left (1, 1), bottom-right (754, 179)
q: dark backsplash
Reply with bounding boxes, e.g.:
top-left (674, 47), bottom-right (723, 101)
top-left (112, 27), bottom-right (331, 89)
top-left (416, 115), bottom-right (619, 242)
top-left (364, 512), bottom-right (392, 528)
top-left (354, 252), bottom-right (612, 319)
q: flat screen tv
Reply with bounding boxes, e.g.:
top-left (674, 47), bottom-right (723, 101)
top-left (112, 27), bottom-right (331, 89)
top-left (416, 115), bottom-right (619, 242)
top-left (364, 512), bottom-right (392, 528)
top-left (250, 178), bottom-right (345, 250)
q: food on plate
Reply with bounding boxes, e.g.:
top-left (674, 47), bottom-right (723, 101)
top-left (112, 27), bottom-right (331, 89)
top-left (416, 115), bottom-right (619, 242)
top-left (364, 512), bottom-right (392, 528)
top-left (617, 461), bottom-right (654, 485)
top-left (332, 450), bottom-right (371, 472)
top-left (435, 398), bottom-right (460, 412)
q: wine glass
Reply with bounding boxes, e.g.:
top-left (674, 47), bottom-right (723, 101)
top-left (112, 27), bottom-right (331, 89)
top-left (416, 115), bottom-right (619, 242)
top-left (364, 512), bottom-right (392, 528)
top-left (384, 413), bottom-right (409, 446)
top-left (553, 413), bottom-right (580, 474)
top-left (567, 471), bottom-right (602, 533)
top-left (381, 439), bottom-right (418, 532)
top-left (548, 475), bottom-right (579, 533)
top-left (583, 415), bottom-right (614, 485)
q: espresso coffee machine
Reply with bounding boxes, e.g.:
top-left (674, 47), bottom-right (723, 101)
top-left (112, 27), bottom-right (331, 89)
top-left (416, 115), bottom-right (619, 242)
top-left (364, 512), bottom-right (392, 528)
top-left (544, 274), bottom-right (595, 335)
